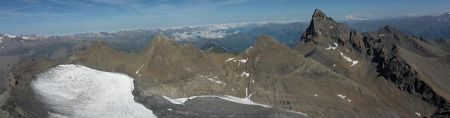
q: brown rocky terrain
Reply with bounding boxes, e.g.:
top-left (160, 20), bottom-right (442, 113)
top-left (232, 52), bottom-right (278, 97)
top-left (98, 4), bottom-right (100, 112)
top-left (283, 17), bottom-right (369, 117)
top-left (296, 9), bottom-right (450, 117)
top-left (0, 9), bottom-right (449, 118)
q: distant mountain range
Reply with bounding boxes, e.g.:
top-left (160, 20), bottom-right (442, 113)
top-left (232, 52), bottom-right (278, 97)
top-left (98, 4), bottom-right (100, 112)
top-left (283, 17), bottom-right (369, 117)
top-left (346, 12), bottom-right (450, 40)
top-left (2, 12), bottom-right (449, 57)
top-left (0, 21), bottom-right (308, 56)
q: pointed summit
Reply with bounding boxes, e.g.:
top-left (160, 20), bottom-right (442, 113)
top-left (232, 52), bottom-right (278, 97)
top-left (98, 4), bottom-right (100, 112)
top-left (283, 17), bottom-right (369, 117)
top-left (143, 35), bottom-right (181, 52)
top-left (311, 9), bottom-right (334, 23)
top-left (378, 25), bottom-right (404, 35)
top-left (380, 25), bottom-right (395, 33)
top-left (299, 9), bottom-right (353, 44)
top-left (312, 9), bottom-right (326, 19)
top-left (377, 25), bottom-right (411, 39)
top-left (254, 35), bottom-right (281, 48)
top-left (250, 35), bottom-right (295, 55)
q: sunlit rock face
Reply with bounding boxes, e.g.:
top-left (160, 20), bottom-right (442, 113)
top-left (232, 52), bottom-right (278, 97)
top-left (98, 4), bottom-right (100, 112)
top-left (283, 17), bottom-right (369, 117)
top-left (32, 64), bottom-right (156, 118)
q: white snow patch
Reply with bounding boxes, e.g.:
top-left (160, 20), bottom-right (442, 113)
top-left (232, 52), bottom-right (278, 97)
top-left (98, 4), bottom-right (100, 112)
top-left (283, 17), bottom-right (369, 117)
top-left (340, 52), bottom-right (359, 67)
top-left (415, 112), bottom-right (421, 117)
top-left (163, 96), bottom-right (191, 105)
top-left (22, 37), bottom-right (30, 40)
top-left (245, 87), bottom-right (249, 96)
top-left (378, 34), bottom-right (385, 37)
top-left (314, 94), bottom-right (318, 97)
top-left (219, 95), bottom-right (270, 108)
top-left (285, 110), bottom-right (309, 116)
top-left (240, 71), bottom-right (250, 77)
top-left (161, 87), bottom-right (277, 110)
top-left (207, 78), bottom-right (225, 85)
top-left (31, 64), bottom-right (156, 118)
top-left (337, 94), bottom-right (352, 103)
top-left (198, 75), bottom-right (206, 78)
top-left (226, 58), bottom-right (248, 67)
top-left (225, 57), bottom-right (235, 62)
top-left (135, 63), bottom-right (145, 74)
top-left (325, 43), bottom-right (338, 50)
top-left (5, 34), bottom-right (16, 38)
top-left (337, 94), bottom-right (346, 99)
top-left (167, 108), bottom-right (173, 111)
top-left (330, 26), bottom-right (334, 29)
top-left (238, 58), bottom-right (248, 63)
top-left (163, 95), bottom-right (271, 108)
top-left (332, 64), bottom-right (336, 67)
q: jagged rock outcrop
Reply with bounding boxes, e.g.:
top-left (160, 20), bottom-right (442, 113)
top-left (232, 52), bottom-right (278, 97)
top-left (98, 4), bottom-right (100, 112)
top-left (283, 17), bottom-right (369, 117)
top-left (297, 9), bottom-right (450, 117)
top-left (1, 59), bottom-right (66, 118)
top-left (301, 9), bottom-right (356, 44)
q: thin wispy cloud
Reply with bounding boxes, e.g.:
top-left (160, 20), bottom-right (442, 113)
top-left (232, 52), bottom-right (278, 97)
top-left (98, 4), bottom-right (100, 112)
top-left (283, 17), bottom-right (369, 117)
top-left (345, 13), bottom-right (374, 20)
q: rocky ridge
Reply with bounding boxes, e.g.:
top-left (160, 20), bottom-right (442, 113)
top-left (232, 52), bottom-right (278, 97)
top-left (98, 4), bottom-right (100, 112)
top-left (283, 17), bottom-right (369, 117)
top-left (297, 9), bottom-right (450, 117)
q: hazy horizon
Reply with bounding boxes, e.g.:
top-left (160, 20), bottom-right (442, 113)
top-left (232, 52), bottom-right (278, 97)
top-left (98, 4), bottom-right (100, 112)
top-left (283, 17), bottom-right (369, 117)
top-left (1, 0), bottom-right (450, 35)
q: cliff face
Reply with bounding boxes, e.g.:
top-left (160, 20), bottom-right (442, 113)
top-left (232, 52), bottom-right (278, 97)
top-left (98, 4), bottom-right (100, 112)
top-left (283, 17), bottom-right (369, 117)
top-left (365, 29), bottom-right (450, 117)
top-left (297, 9), bottom-right (450, 117)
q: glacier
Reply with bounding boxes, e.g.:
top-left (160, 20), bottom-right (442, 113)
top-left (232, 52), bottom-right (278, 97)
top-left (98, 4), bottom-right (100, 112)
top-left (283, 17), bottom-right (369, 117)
top-left (31, 64), bottom-right (156, 118)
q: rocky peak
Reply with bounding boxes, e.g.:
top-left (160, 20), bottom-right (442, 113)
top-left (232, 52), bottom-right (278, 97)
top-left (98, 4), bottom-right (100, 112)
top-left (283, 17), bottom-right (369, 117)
top-left (254, 35), bottom-right (282, 48)
top-left (296, 9), bottom-right (450, 117)
top-left (377, 25), bottom-right (407, 36)
top-left (143, 35), bottom-right (200, 55)
top-left (380, 25), bottom-right (395, 33)
top-left (374, 25), bottom-right (446, 57)
top-left (251, 35), bottom-right (299, 56)
top-left (300, 9), bottom-right (353, 45)
top-left (443, 12), bottom-right (450, 16)
top-left (148, 35), bottom-right (177, 48)
top-left (376, 25), bottom-right (412, 44)
top-left (245, 35), bottom-right (306, 77)
top-left (248, 35), bottom-right (300, 56)
top-left (312, 9), bottom-right (326, 19)
top-left (82, 41), bottom-right (115, 54)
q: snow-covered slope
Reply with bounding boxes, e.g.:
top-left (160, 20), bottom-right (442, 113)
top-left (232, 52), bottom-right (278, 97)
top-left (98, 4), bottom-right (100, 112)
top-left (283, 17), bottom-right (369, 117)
top-left (32, 64), bottom-right (156, 118)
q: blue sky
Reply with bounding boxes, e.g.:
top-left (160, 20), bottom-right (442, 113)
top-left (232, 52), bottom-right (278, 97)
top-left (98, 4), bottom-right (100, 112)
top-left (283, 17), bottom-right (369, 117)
top-left (1, 0), bottom-right (450, 35)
